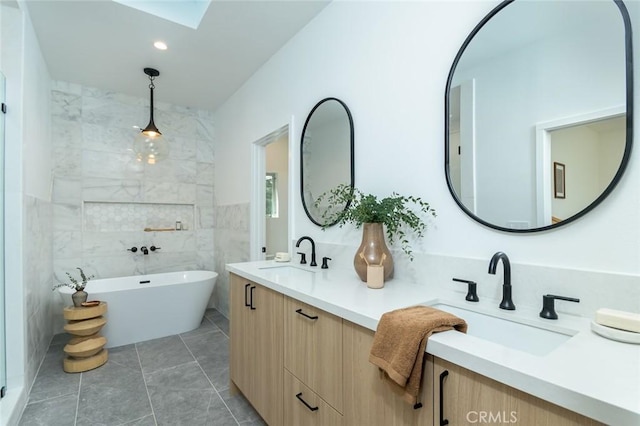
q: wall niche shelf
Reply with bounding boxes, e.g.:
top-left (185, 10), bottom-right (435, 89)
top-left (83, 201), bottom-right (195, 233)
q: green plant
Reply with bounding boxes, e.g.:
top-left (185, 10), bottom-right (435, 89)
top-left (52, 267), bottom-right (94, 292)
top-left (315, 184), bottom-right (436, 260)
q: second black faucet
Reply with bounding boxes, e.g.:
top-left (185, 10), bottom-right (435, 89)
top-left (488, 251), bottom-right (515, 310)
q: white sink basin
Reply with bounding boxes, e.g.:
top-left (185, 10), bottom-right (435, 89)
top-left (428, 303), bottom-right (574, 356)
top-left (257, 265), bottom-right (316, 274)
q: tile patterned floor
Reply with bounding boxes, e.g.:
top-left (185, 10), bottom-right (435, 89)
top-left (18, 309), bottom-right (266, 426)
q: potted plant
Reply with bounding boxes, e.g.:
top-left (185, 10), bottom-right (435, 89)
top-left (315, 184), bottom-right (436, 282)
top-left (53, 267), bottom-right (94, 307)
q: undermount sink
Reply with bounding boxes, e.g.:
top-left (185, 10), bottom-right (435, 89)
top-left (427, 303), bottom-right (575, 356)
top-left (257, 264), bottom-right (316, 274)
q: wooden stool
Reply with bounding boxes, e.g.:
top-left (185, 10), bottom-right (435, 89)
top-left (62, 302), bottom-right (109, 373)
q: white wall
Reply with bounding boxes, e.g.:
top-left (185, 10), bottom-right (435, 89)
top-left (213, 1), bottom-right (640, 277)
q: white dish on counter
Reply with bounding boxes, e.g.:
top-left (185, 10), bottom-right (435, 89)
top-left (591, 321), bottom-right (640, 344)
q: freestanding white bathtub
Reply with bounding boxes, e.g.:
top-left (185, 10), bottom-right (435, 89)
top-left (59, 270), bottom-right (217, 348)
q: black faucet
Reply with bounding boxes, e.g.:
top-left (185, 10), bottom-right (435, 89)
top-left (140, 246), bottom-right (149, 255)
top-left (295, 236), bottom-right (317, 267)
top-left (488, 251), bottom-right (515, 310)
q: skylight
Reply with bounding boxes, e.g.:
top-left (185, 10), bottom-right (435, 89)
top-left (112, 0), bottom-right (211, 29)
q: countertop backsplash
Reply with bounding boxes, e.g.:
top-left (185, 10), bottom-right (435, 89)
top-left (294, 241), bottom-right (640, 320)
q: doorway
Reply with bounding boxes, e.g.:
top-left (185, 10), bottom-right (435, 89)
top-left (250, 122), bottom-right (293, 260)
top-left (535, 107), bottom-right (626, 226)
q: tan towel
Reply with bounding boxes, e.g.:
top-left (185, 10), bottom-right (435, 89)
top-left (369, 305), bottom-right (467, 405)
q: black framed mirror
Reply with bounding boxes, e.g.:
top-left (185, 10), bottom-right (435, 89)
top-left (445, 0), bottom-right (633, 232)
top-left (300, 97), bottom-right (355, 226)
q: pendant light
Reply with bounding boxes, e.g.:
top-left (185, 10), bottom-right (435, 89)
top-left (134, 67), bottom-right (169, 164)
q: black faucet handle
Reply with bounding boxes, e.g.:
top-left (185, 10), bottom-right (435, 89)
top-left (150, 246), bottom-right (161, 252)
top-left (127, 247), bottom-right (138, 253)
top-left (452, 278), bottom-right (479, 302)
top-left (321, 257), bottom-right (332, 269)
top-left (297, 252), bottom-right (307, 264)
top-left (539, 294), bottom-right (580, 320)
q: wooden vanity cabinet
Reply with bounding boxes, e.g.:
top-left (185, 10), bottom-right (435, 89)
top-left (284, 369), bottom-right (343, 426)
top-left (284, 296), bottom-right (343, 413)
top-left (433, 357), bottom-right (603, 426)
top-left (343, 320), bottom-right (434, 426)
top-left (229, 274), bottom-right (283, 426)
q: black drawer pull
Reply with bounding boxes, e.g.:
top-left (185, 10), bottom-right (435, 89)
top-left (295, 308), bottom-right (318, 320)
top-left (439, 370), bottom-right (449, 426)
top-left (244, 284), bottom-right (251, 307)
top-left (295, 392), bottom-right (319, 412)
top-left (250, 286), bottom-right (256, 310)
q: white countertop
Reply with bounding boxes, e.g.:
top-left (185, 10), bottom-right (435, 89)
top-left (227, 260), bottom-right (640, 425)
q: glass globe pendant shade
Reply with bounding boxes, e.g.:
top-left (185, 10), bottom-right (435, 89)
top-left (134, 67), bottom-right (169, 164)
top-left (134, 129), bottom-right (169, 164)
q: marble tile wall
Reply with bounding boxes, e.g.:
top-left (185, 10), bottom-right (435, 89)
top-left (24, 195), bottom-right (54, 393)
top-left (51, 81), bottom-right (216, 313)
top-left (212, 203), bottom-right (251, 318)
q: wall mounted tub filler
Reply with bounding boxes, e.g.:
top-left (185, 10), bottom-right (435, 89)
top-left (488, 252), bottom-right (515, 310)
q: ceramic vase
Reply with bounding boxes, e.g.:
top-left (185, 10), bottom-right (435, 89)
top-left (353, 222), bottom-right (394, 282)
top-left (72, 290), bottom-right (88, 307)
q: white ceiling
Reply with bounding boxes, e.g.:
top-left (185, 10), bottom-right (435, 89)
top-left (25, 0), bottom-right (330, 111)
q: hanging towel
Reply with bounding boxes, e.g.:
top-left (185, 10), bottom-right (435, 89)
top-left (369, 305), bottom-right (467, 405)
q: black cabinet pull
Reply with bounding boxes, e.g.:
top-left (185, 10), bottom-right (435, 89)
top-left (295, 308), bottom-right (318, 320)
top-left (244, 284), bottom-right (251, 307)
top-left (439, 370), bottom-right (449, 426)
top-left (295, 392), bottom-right (319, 412)
top-left (250, 286), bottom-right (256, 310)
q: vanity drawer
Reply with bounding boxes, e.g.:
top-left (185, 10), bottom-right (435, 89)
top-left (284, 296), bottom-right (343, 413)
top-left (284, 369), bottom-right (343, 426)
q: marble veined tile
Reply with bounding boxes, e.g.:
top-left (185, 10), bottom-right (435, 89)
top-left (82, 122), bottom-right (140, 154)
top-left (81, 94), bottom-right (145, 129)
top-left (52, 177), bottom-right (82, 204)
top-left (196, 115), bottom-right (215, 142)
top-left (53, 231), bottom-right (83, 258)
top-left (196, 229), bottom-right (214, 251)
top-left (52, 118), bottom-right (82, 148)
top-left (197, 207), bottom-right (214, 230)
top-left (166, 136), bottom-right (197, 161)
top-left (82, 86), bottom-right (145, 107)
top-left (196, 139), bottom-right (214, 164)
top-left (51, 90), bottom-right (81, 121)
top-left (142, 230), bottom-right (195, 254)
top-left (142, 181), bottom-right (196, 204)
top-left (52, 203), bottom-right (82, 231)
top-left (144, 251), bottom-right (198, 274)
top-left (154, 109), bottom-right (198, 140)
top-left (82, 231), bottom-right (145, 256)
top-left (196, 185), bottom-right (214, 207)
top-left (82, 149), bottom-right (144, 179)
top-left (196, 162), bottom-right (214, 184)
top-left (143, 158), bottom-right (197, 184)
top-left (83, 255), bottom-right (142, 279)
top-left (82, 178), bottom-right (142, 202)
top-left (52, 146), bottom-right (82, 178)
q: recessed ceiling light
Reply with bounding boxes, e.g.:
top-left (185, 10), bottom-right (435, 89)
top-left (154, 41), bottom-right (168, 51)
